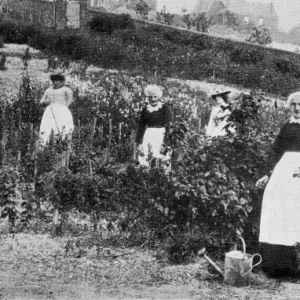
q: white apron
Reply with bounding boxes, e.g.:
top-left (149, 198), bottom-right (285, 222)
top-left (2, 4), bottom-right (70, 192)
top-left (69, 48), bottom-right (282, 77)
top-left (39, 103), bottom-right (74, 146)
top-left (138, 127), bottom-right (168, 167)
top-left (259, 152), bottom-right (300, 246)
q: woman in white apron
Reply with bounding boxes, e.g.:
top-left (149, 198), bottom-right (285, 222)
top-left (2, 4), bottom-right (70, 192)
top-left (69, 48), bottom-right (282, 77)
top-left (39, 73), bottom-right (74, 147)
top-left (206, 88), bottom-right (235, 137)
top-left (136, 85), bottom-right (173, 168)
top-left (256, 91), bottom-right (300, 277)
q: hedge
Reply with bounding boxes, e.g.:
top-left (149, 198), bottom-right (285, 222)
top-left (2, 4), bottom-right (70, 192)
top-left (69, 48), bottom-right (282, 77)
top-left (1, 17), bottom-right (300, 95)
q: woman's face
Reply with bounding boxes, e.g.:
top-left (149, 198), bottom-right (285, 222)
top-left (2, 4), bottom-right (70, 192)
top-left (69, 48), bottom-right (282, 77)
top-left (147, 95), bottom-right (159, 106)
top-left (52, 80), bottom-right (64, 89)
top-left (290, 98), bottom-right (300, 119)
top-left (215, 96), bottom-right (226, 106)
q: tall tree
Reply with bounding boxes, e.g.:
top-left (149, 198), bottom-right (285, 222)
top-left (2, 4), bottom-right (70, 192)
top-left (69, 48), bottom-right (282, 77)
top-left (246, 25), bottom-right (272, 46)
top-left (135, 0), bottom-right (150, 20)
top-left (191, 12), bottom-right (213, 33)
top-left (156, 6), bottom-right (174, 25)
top-left (182, 8), bottom-right (191, 29)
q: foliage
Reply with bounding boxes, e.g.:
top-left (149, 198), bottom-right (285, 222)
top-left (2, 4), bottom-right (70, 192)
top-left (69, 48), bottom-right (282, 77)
top-left (0, 53), bottom-right (6, 70)
top-left (88, 13), bottom-right (134, 35)
top-left (0, 19), bottom-right (38, 43)
top-left (246, 25), bottom-right (272, 46)
top-left (191, 13), bottom-right (212, 33)
top-left (0, 165), bottom-right (34, 232)
top-left (156, 6), bottom-right (174, 25)
top-left (0, 19), bottom-right (300, 95)
top-left (39, 167), bottom-right (113, 215)
top-left (223, 11), bottom-right (239, 29)
top-left (135, 0), bottom-right (150, 20)
top-left (181, 9), bottom-right (191, 30)
top-left (0, 54), bottom-right (290, 262)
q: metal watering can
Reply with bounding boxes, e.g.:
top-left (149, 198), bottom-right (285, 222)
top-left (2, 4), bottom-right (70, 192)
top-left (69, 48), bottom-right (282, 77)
top-left (198, 237), bottom-right (262, 287)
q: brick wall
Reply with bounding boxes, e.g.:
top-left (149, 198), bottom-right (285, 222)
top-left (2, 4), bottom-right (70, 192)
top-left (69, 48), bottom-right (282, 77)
top-left (5, 0), bottom-right (68, 29)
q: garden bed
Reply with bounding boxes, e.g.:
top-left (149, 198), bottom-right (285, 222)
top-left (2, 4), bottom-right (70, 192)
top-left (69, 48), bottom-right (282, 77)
top-left (0, 43), bottom-right (296, 298)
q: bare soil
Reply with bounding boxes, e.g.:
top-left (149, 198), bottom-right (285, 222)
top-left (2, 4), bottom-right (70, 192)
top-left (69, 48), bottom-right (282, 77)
top-left (0, 233), bottom-right (299, 300)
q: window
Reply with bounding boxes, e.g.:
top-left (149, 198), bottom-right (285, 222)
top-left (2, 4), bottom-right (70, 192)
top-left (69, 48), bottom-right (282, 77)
top-left (244, 16), bottom-right (249, 24)
top-left (258, 17), bottom-right (264, 26)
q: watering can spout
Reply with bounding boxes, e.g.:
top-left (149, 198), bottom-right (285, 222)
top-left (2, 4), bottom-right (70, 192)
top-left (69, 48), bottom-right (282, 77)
top-left (197, 248), bottom-right (224, 277)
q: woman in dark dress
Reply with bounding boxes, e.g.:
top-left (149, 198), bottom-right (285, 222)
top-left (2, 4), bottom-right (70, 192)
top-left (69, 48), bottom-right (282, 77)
top-left (136, 84), bottom-right (173, 168)
top-left (256, 91), bottom-right (300, 277)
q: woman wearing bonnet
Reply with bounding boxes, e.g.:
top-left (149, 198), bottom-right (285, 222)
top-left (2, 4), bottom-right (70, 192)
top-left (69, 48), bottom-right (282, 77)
top-left (256, 91), bottom-right (300, 277)
top-left (136, 84), bottom-right (173, 168)
top-left (206, 88), bottom-right (235, 137)
top-left (39, 73), bottom-right (74, 147)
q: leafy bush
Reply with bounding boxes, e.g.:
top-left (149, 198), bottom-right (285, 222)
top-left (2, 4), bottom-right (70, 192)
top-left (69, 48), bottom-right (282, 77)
top-left (246, 25), bottom-right (272, 46)
top-left (88, 13), bottom-right (134, 34)
top-left (0, 19), bottom-right (38, 43)
top-left (0, 165), bottom-right (34, 232)
top-left (1, 18), bottom-right (300, 95)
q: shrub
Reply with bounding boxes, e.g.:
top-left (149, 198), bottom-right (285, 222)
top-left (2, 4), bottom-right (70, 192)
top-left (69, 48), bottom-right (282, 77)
top-left (0, 36), bottom-right (4, 48)
top-left (88, 13), bottom-right (134, 34)
top-left (246, 25), bottom-right (272, 46)
top-left (1, 18), bottom-right (300, 96)
top-left (0, 19), bottom-right (38, 44)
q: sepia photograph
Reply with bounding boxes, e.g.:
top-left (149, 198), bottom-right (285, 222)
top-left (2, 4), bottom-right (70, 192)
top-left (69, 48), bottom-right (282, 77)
top-left (0, 0), bottom-right (299, 299)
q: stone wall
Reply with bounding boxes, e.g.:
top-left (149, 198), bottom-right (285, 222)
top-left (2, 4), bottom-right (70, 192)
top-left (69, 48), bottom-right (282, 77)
top-left (5, 0), bottom-right (68, 29)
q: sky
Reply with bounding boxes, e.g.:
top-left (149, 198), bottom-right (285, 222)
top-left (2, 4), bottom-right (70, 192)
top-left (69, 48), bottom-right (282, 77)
top-left (156, 0), bottom-right (300, 31)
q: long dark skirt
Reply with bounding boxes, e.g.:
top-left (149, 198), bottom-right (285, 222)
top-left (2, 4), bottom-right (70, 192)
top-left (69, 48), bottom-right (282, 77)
top-left (260, 242), bottom-right (299, 277)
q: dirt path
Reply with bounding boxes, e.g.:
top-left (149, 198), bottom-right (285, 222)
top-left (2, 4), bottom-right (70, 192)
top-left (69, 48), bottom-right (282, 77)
top-left (0, 233), bottom-right (298, 300)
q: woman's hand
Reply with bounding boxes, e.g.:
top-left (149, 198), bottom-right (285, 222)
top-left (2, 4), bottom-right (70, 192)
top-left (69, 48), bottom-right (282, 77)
top-left (137, 144), bottom-right (144, 157)
top-left (255, 175), bottom-right (269, 188)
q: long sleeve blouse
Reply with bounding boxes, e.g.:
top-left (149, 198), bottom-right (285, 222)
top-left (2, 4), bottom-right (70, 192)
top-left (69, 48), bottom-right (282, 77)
top-left (136, 103), bottom-right (173, 144)
top-left (266, 121), bottom-right (300, 174)
top-left (40, 85), bottom-right (73, 107)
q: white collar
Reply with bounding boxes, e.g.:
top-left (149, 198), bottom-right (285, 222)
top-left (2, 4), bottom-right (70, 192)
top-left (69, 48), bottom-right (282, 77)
top-left (290, 116), bottom-right (300, 124)
top-left (146, 102), bottom-right (163, 113)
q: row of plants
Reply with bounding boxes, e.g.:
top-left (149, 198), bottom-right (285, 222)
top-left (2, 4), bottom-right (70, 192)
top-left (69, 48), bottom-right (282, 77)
top-left (0, 63), bottom-right (290, 260)
top-left (1, 18), bottom-right (300, 96)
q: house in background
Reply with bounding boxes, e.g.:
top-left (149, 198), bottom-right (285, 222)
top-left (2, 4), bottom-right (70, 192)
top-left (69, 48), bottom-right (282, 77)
top-left (194, 0), bottom-right (279, 31)
top-left (226, 0), bottom-right (278, 31)
top-left (206, 1), bottom-right (230, 25)
top-left (4, 0), bottom-right (82, 29)
top-left (88, 0), bottom-right (157, 17)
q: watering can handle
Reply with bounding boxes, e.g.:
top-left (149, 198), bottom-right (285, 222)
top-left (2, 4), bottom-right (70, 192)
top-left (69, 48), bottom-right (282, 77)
top-left (235, 237), bottom-right (246, 255)
top-left (240, 254), bottom-right (263, 278)
top-left (252, 254), bottom-right (262, 269)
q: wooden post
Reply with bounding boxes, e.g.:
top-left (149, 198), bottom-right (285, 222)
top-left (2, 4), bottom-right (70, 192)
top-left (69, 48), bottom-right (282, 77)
top-left (133, 142), bottom-right (137, 161)
top-left (107, 118), bottom-right (112, 160)
top-left (32, 131), bottom-right (38, 192)
top-left (17, 108), bottom-right (22, 152)
top-left (1, 130), bottom-right (7, 167)
top-left (88, 159), bottom-right (92, 177)
top-left (99, 123), bottom-right (103, 143)
top-left (77, 119), bottom-right (81, 152)
top-left (118, 122), bottom-right (122, 144)
top-left (28, 123), bottom-right (33, 153)
top-left (52, 208), bottom-right (60, 236)
top-left (90, 117), bottom-right (97, 149)
top-left (52, 136), bottom-right (71, 236)
top-left (198, 118), bottom-right (202, 133)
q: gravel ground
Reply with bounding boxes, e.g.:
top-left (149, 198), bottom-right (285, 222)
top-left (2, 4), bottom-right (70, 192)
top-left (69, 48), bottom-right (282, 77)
top-left (0, 233), bottom-right (298, 300)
